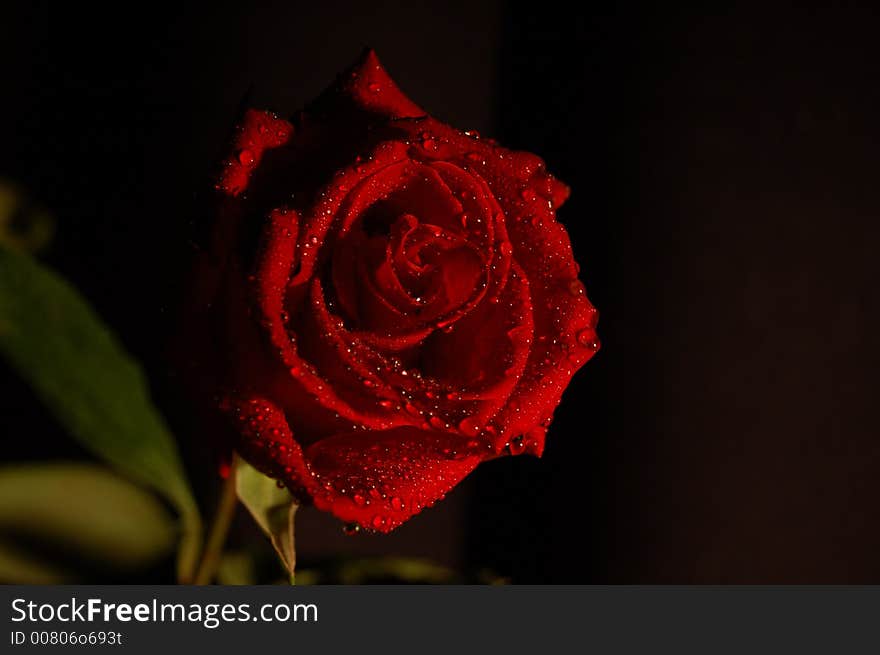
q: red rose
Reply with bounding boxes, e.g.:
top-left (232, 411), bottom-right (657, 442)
top-left (193, 50), bottom-right (599, 532)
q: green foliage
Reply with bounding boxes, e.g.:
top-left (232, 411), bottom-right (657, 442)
top-left (0, 246), bottom-right (201, 581)
top-left (0, 463), bottom-right (176, 583)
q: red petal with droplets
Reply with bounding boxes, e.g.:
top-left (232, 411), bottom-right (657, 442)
top-left (216, 110), bottom-right (292, 197)
top-left (315, 48), bottom-right (424, 121)
top-left (307, 427), bottom-right (483, 532)
top-left (220, 395), bottom-right (321, 500)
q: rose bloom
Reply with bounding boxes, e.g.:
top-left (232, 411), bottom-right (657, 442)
top-left (187, 50), bottom-right (599, 532)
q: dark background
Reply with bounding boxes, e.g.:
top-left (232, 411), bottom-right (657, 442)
top-left (2, 2), bottom-right (879, 582)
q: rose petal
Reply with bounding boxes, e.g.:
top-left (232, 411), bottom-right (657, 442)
top-left (306, 427), bottom-right (484, 531)
top-left (490, 186), bottom-right (599, 448)
top-left (420, 262), bottom-right (534, 428)
top-left (313, 48), bottom-right (424, 121)
top-left (216, 110), bottom-right (293, 197)
top-left (220, 394), bottom-right (321, 500)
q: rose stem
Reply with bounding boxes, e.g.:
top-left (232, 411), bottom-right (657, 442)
top-left (192, 455), bottom-right (239, 585)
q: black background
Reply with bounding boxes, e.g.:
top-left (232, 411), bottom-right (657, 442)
top-left (1, 2), bottom-right (879, 583)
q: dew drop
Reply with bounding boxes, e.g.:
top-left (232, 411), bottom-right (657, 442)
top-left (568, 279), bottom-right (585, 296)
top-left (368, 83), bottom-right (381, 93)
top-left (577, 329), bottom-right (599, 351)
top-left (353, 493), bottom-right (366, 507)
top-left (238, 149), bottom-right (255, 166)
top-left (371, 515), bottom-right (385, 529)
top-left (343, 523), bottom-right (360, 536)
top-left (390, 496), bottom-right (403, 511)
top-left (508, 436), bottom-right (527, 455)
top-left (458, 416), bottom-right (482, 437)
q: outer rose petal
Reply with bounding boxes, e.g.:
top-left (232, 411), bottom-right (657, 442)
top-left (221, 395), bottom-right (483, 532)
top-left (216, 110), bottom-right (293, 197)
top-left (307, 428), bottom-right (484, 532)
top-left (485, 165), bottom-right (599, 450)
top-left (311, 48), bottom-right (424, 121)
top-left (220, 395), bottom-right (321, 500)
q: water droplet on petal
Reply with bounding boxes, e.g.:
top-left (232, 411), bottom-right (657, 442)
top-left (238, 149), bottom-right (255, 166)
top-left (390, 496), bottom-right (403, 511)
top-left (577, 329), bottom-right (599, 351)
top-left (353, 493), bottom-right (366, 507)
top-left (368, 83), bottom-right (381, 93)
top-left (508, 435), bottom-right (526, 455)
top-left (371, 515), bottom-right (385, 529)
top-left (458, 417), bottom-right (482, 437)
top-left (568, 279), bottom-right (585, 296)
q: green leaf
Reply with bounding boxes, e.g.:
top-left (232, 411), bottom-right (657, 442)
top-left (0, 247), bottom-right (202, 581)
top-left (235, 457), bottom-right (298, 581)
top-left (0, 462), bottom-right (176, 579)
